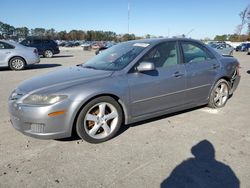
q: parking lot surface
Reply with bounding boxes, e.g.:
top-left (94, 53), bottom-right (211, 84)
top-left (0, 48), bottom-right (250, 187)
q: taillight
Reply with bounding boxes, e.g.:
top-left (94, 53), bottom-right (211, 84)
top-left (236, 64), bottom-right (240, 76)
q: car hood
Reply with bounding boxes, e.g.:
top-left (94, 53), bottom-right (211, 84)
top-left (17, 66), bottom-right (113, 94)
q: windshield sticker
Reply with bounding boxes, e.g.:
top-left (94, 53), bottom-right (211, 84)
top-left (133, 43), bottom-right (150, 47)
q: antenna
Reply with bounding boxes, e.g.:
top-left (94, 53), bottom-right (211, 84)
top-left (186, 29), bottom-right (194, 37)
top-left (128, 2), bottom-right (130, 34)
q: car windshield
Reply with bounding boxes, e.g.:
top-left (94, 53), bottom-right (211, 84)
top-left (81, 41), bottom-right (150, 71)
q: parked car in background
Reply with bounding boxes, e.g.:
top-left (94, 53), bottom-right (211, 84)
top-left (20, 38), bottom-right (60, 58)
top-left (95, 43), bottom-right (115, 55)
top-left (235, 44), bottom-right (242, 51)
top-left (236, 43), bottom-right (250, 52)
top-left (0, 40), bottom-right (40, 70)
top-left (208, 43), bottom-right (234, 56)
top-left (241, 43), bottom-right (250, 52)
top-left (8, 38), bottom-right (240, 143)
top-left (81, 42), bottom-right (91, 51)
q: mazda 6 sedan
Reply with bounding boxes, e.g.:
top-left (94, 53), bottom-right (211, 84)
top-left (8, 38), bottom-right (240, 143)
top-left (0, 40), bottom-right (40, 70)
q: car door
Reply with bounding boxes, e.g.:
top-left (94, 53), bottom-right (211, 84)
top-left (128, 41), bottom-right (186, 117)
top-left (180, 41), bottom-right (219, 104)
top-left (0, 42), bottom-right (14, 66)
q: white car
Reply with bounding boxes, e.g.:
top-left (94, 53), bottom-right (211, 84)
top-left (0, 40), bottom-right (40, 70)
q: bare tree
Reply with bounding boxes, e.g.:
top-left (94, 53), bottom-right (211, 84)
top-left (247, 5), bottom-right (250, 33)
top-left (237, 6), bottom-right (248, 36)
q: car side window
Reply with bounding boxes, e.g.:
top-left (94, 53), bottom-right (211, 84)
top-left (33, 39), bottom-right (41, 44)
top-left (21, 40), bottom-right (31, 45)
top-left (139, 41), bottom-right (179, 68)
top-left (181, 42), bottom-right (212, 63)
top-left (0, 42), bottom-right (14, 49)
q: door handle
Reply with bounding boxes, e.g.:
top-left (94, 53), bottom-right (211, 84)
top-left (173, 72), bottom-right (184, 77)
top-left (212, 64), bottom-right (220, 69)
top-left (5, 52), bottom-right (11, 54)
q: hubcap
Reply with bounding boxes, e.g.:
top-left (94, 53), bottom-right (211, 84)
top-left (11, 59), bottom-right (24, 69)
top-left (214, 82), bottom-right (228, 106)
top-left (84, 102), bottom-right (118, 139)
top-left (45, 50), bottom-right (53, 57)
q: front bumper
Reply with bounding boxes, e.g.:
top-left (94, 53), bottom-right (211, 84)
top-left (8, 99), bottom-right (79, 139)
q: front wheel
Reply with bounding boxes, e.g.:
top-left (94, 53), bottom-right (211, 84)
top-left (208, 79), bottom-right (229, 108)
top-left (76, 96), bottom-right (123, 143)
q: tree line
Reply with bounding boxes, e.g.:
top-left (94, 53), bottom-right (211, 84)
top-left (0, 21), bottom-right (139, 42)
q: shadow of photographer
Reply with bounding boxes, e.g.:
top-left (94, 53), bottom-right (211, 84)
top-left (161, 140), bottom-right (240, 188)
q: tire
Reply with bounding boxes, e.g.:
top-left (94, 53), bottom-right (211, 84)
top-left (9, 57), bottom-right (26, 70)
top-left (44, 50), bottom-right (53, 58)
top-left (208, 79), bottom-right (229, 108)
top-left (76, 96), bottom-right (123, 143)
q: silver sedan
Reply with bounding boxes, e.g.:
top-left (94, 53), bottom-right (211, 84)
top-left (8, 38), bottom-right (240, 143)
top-left (209, 43), bottom-right (234, 56)
top-left (0, 40), bottom-right (40, 70)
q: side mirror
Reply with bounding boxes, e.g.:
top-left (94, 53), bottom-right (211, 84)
top-left (137, 62), bottom-right (155, 72)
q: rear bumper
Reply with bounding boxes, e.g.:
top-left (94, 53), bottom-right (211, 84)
top-left (26, 56), bottom-right (40, 65)
top-left (53, 49), bottom-right (60, 55)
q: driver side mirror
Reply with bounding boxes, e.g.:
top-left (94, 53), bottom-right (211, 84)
top-left (137, 62), bottom-right (155, 72)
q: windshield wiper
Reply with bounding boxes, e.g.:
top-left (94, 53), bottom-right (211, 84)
top-left (84, 65), bottom-right (98, 70)
top-left (78, 65), bottom-right (98, 70)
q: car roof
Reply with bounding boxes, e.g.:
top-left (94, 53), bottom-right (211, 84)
top-left (124, 37), bottom-right (204, 45)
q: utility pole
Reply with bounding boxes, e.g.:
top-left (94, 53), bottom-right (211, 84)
top-left (128, 2), bottom-right (130, 34)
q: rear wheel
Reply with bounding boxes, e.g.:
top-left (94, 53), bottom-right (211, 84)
top-left (76, 96), bottom-right (123, 143)
top-left (44, 50), bottom-right (53, 58)
top-left (9, 57), bottom-right (26, 70)
top-left (208, 79), bottom-right (229, 108)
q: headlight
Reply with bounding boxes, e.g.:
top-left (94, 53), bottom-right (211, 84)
top-left (22, 94), bottom-right (67, 105)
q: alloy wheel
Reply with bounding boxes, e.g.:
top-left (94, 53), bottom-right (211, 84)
top-left (213, 82), bottom-right (229, 107)
top-left (45, 50), bottom-right (53, 58)
top-left (11, 58), bottom-right (24, 70)
top-left (83, 102), bottom-right (119, 139)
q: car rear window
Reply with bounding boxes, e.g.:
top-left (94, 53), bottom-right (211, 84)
top-left (0, 42), bottom-right (15, 49)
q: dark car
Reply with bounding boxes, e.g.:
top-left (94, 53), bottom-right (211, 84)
top-left (235, 43), bottom-right (250, 52)
top-left (241, 43), bottom-right (250, 52)
top-left (20, 38), bottom-right (60, 58)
